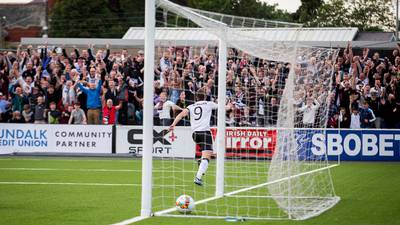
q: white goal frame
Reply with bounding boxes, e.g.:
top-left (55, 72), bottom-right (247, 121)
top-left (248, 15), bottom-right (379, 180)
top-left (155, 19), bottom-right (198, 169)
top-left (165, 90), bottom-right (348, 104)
top-left (113, 0), bottom-right (340, 224)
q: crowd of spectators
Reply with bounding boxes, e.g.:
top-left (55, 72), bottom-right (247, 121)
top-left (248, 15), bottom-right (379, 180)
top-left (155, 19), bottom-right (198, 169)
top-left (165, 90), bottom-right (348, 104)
top-left (0, 42), bottom-right (400, 129)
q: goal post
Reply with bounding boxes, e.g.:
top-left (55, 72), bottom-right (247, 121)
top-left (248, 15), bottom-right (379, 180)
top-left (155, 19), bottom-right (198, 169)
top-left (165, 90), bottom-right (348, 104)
top-left (215, 36), bottom-right (227, 198)
top-left (137, 0), bottom-right (340, 221)
top-left (141, 0), bottom-right (156, 218)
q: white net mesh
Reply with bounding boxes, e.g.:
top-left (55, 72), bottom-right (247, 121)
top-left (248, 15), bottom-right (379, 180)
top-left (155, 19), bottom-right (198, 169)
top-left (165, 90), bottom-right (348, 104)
top-left (147, 0), bottom-right (340, 220)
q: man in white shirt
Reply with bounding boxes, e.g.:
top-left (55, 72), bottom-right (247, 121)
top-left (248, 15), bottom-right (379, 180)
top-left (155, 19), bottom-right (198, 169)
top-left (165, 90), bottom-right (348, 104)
top-left (169, 90), bottom-right (217, 186)
top-left (298, 97), bottom-right (320, 128)
top-left (155, 92), bottom-right (182, 126)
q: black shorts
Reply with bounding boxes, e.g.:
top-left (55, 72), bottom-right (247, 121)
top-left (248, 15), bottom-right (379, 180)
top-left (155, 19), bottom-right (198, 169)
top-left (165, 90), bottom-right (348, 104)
top-left (192, 131), bottom-right (213, 151)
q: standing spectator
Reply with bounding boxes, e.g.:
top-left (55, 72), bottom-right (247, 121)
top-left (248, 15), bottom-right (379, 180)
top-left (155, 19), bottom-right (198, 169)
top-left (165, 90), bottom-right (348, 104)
top-left (154, 91), bottom-right (182, 126)
top-left (0, 92), bottom-right (9, 114)
top-left (160, 51), bottom-right (173, 72)
top-left (169, 70), bottom-right (183, 103)
top-left (11, 87), bottom-right (27, 112)
top-left (77, 79), bottom-right (102, 124)
top-left (45, 85), bottom-right (61, 109)
top-left (104, 79), bottom-right (119, 105)
top-left (350, 107), bottom-right (361, 129)
top-left (371, 79), bottom-right (385, 97)
top-left (0, 103), bottom-right (12, 123)
top-left (22, 61), bottom-right (35, 79)
top-left (62, 80), bottom-right (76, 105)
top-left (102, 99), bottom-right (122, 125)
top-left (68, 102), bottom-right (87, 124)
top-left (267, 96), bottom-right (279, 126)
top-left (9, 111), bottom-right (25, 123)
top-left (328, 113), bottom-right (339, 128)
top-left (298, 97), bottom-right (320, 127)
top-left (60, 105), bottom-right (73, 124)
top-left (367, 91), bottom-right (384, 128)
top-left (359, 101), bottom-right (376, 128)
top-left (382, 94), bottom-right (399, 128)
top-left (46, 102), bottom-right (61, 124)
top-left (175, 91), bottom-right (190, 126)
top-left (338, 107), bottom-right (350, 128)
top-left (34, 96), bottom-right (46, 124)
top-left (239, 107), bottom-right (254, 126)
top-left (21, 104), bottom-right (34, 123)
top-left (255, 87), bottom-right (267, 127)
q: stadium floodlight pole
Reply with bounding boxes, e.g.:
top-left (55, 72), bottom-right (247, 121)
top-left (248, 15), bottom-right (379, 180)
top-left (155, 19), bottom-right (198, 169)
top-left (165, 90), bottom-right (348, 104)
top-left (141, 0), bottom-right (155, 218)
top-left (216, 34), bottom-right (227, 197)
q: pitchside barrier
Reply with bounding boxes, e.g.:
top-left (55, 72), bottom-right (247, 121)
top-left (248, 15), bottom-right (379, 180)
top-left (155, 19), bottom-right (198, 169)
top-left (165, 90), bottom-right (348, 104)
top-left (1, 124), bottom-right (399, 161)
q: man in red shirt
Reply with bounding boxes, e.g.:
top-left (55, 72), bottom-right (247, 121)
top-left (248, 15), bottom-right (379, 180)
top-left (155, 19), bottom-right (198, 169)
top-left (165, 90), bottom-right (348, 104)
top-left (102, 99), bottom-right (122, 124)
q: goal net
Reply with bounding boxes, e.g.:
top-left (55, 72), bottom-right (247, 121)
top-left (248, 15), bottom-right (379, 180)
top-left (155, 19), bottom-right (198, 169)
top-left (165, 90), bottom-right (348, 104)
top-left (140, 0), bottom-right (340, 220)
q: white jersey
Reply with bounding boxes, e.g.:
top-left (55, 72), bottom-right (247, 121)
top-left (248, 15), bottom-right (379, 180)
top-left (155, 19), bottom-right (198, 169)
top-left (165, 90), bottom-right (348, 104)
top-left (187, 101), bottom-right (218, 132)
top-left (156, 100), bottom-right (175, 119)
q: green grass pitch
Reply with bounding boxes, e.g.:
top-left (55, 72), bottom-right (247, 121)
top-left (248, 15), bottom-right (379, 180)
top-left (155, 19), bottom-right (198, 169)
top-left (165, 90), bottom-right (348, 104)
top-left (0, 156), bottom-right (399, 225)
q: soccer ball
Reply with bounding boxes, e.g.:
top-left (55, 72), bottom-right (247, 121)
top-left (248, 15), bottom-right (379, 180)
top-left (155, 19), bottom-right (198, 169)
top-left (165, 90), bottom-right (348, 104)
top-left (175, 195), bottom-right (195, 213)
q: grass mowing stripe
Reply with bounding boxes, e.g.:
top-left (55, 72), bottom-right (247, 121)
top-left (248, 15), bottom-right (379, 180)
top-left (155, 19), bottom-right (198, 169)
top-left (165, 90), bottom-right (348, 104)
top-left (1, 157), bottom-right (399, 225)
top-left (0, 157), bottom-right (137, 162)
top-left (0, 167), bottom-right (266, 175)
top-left (0, 181), bottom-right (189, 187)
top-left (0, 167), bottom-right (143, 172)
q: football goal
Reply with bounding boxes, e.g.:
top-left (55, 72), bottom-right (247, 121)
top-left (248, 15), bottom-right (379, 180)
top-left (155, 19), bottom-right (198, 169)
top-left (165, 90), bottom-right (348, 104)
top-left (118, 0), bottom-right (340, 223)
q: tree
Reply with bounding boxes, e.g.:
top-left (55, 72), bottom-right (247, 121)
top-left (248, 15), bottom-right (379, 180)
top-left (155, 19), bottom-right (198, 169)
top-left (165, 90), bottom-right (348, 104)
top-left (309, 0), bottom-right (395, 31)
top-left (187, 0), bottom-right (292, 22)
top-left (49, 0), bottom-right (121, 38)
top-left (308, 0), bottom-right (350, 27)
top-left (349, 0), bottom-right (394, 31)
top-left (293, 0), bottom-right (323, 25)
top-left (49, 0), bottom-right (294, 38)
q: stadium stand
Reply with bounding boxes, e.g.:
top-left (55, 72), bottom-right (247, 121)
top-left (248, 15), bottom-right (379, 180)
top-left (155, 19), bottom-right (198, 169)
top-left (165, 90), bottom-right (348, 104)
top-left (1, 42), bottom-right (400, 129)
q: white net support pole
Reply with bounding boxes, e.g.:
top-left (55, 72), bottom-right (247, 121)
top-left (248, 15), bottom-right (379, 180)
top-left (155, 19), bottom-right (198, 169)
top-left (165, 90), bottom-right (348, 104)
top-left (216, 36), bottom-right (227, 198)
top-left (141, 0), bottom-right (156, 218)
